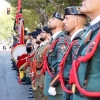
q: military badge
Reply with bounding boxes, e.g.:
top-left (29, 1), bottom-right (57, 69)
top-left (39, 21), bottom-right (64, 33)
top-left (60, 45), bottom-right (66, 50)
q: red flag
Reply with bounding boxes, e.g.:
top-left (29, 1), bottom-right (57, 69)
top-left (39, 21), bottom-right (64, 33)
top-left (18, 0), bottom-right (22, 11)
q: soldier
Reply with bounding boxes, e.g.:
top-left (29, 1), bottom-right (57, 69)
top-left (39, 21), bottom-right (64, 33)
top-left (61, 6), bottom-right (87, 100)
top-left (40, 26), bottom-right (52, 46)
top-left (39, 26), bottom-right (52, 88)
top-left (28, 30), bottom-right (42, 99)
top-left (69, 0), bottom-right (100, 100)
top-left (31, 30), bottom-right (40, 50)
top-left (43, 12), bottom-right (70, 100)
top-left (18, 31), bottom-right (39, 85)
top-left (33, 26), bottom-right (52, 100)
top-left (27, 30), bottom-right (39, 89)
top-left (48, 6), bottom-right (87, 100)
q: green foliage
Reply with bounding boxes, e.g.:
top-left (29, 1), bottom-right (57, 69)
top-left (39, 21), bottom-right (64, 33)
top-left (6, 0), bottom-right (81, 31)
top-left (0, 9), bottom-right (14, 39)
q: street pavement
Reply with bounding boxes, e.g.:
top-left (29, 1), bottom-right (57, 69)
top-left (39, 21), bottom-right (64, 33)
top-left (0, 50), bottom-right (33, 100)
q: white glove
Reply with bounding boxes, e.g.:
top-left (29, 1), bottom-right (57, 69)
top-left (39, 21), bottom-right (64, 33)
top-left (48, 86), bottom-right (56, 96)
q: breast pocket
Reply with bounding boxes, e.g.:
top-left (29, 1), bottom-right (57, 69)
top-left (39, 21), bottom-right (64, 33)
top-left (48, 51), bottom-right (56, 63)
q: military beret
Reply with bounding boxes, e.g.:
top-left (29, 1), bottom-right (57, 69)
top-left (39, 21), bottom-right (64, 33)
top-left (24, 30), bottom-right (27, 35)
top-left (64, 6), bottom-right (84, 15)
top-left (35, 28), bottom-right (42, 35)
top-left (31, 31), bottom-right (39, 39)
top-left (27, 33), bottom-right (31, 36)
top-left (43, 26), bottom-right (52, 35)
top-left (53, 12), bottom-right (64, 20)
top-left (35, 28), bottom-right (42, 33)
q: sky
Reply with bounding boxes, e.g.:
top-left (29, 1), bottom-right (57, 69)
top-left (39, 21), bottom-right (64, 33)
top-left (0, 0), bottom-right (10, 16)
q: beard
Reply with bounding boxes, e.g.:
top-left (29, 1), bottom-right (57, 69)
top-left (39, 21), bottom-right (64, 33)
top-left (65, 31), bottom-right (70, 36)
top-left (48, 25), bottom-right (56, 30)
top-left (40, 37), bottom-right (45, 41)
top-left (36, 41), bottom-right (41, 45)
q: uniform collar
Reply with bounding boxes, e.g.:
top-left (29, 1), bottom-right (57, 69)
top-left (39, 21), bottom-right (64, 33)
top-left (90, 15), bottom-right (100, 26)
top-left (52, 31), bottom-right (62, 40)
top-left (71, 29), bottom-right (83, 41)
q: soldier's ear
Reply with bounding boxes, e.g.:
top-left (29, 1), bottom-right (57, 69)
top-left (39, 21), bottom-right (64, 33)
top-left (57, 20), bottom-right (64, 27)
top-left (75, 18), bottom-right (79, 26)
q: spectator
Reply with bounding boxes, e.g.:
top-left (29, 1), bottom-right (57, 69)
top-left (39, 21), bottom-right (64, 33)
top-left (3, 41), bottom-right (6, 51)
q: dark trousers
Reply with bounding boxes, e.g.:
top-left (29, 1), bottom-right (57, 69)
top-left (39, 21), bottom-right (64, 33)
top-left (3, 46), bottom-right (6, 51)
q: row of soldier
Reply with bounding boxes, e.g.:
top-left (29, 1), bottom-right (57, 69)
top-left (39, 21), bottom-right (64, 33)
top-left (11, 1), bottom-right (100, 100)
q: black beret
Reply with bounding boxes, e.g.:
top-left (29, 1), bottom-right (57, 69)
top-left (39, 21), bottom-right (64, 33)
top-left (64, 6), bottom-right (84, 15)
top-left (43, 26), bottom-right (52, 35)
top-left (53, 12), bottom-right (64, 20)
top-left (31, 31), bottom-right (39, 39)
top-left (35, 28), bottom-right (42, 35)
top-left (35, 28), bottom-right (42, 32)
top-left (24, 30), bottom-right (27, 35)
top-left (27, 33), bottom-right (31, 36)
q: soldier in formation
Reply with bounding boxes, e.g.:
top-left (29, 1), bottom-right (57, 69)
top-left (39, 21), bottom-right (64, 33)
top-left (71, 0), bottom-right (100, 100)
top-left (11, 1), bottom-right (100, 100)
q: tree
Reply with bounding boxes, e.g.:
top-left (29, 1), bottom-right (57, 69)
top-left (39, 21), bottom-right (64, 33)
top-left (0, 11), bottom-right (14, 39)
top-left (6, 0), bottom-right (81, 30)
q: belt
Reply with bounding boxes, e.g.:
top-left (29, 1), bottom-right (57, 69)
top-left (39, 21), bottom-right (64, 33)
top-left (64, 79), bottom-right (72, 90)
top-left (64, 78), bottom-right (69, 85)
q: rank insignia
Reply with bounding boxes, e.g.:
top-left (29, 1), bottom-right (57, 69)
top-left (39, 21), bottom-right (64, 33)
top-left (60, 45), bottom-right (66, 50)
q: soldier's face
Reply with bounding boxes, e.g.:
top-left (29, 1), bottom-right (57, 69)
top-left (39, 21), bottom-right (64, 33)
top-left (48, 17), bottom-right (58, 30)
top-left (63, 15), bottom-right (76, 33)
top-left (32, 38), bottom-right (36, 44)
top-left (80, 0), bottom-right (100, 17)
top-left (24, 35), bottom-right (28, 39)
top-left (36, 34), bottom-right (41, 41)
top-left (41, 31), bottom-right (47, 39)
